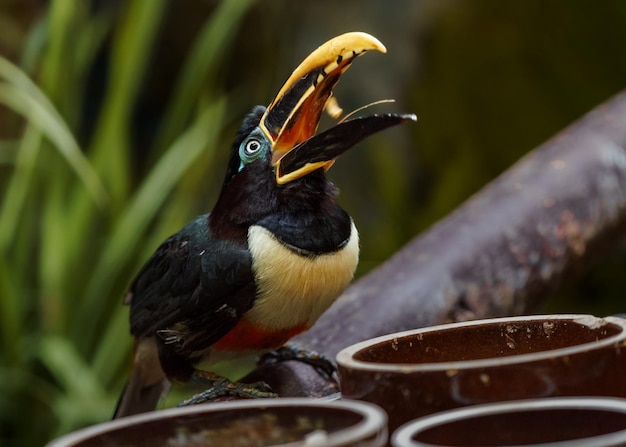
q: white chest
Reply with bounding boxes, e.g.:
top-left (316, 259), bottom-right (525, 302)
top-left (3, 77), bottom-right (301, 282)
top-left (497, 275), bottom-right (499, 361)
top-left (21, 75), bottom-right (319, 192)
top-left (245, 221), bottom-right (359, 331)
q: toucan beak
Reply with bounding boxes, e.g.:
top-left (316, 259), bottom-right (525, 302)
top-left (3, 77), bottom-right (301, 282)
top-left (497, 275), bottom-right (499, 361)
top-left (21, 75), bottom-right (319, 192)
top-left (259, 32), bottom-right (416, 185)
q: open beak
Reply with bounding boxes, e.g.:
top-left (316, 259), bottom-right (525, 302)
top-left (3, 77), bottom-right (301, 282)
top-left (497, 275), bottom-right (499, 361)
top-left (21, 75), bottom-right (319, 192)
top-left (259, 32), bottom-right (416, 185)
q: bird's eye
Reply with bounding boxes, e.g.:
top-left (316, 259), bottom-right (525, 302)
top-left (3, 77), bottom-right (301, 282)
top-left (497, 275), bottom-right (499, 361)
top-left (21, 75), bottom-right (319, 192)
top-left (244, 139), bottom-right (261, 155)
top-left (238, 132), bottom-right (269, 172)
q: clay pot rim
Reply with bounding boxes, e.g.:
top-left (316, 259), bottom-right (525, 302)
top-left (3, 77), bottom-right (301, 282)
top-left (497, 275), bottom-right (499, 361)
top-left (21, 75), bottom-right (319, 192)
top-left (336, 314), bottom-right (626, 373)
top-left (47, 397), bottom-right (388, 447)
top-left (391, 396), bottom-right (626, 447)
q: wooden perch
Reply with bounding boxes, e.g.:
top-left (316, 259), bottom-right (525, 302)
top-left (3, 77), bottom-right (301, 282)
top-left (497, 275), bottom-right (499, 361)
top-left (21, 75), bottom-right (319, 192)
top-left (243, 90), bottom-right (626, 397)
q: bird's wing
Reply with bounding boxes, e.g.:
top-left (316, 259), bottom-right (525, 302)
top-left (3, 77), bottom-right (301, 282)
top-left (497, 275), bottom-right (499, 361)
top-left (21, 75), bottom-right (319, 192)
top-left (126, 215), bottom-right (256, 356)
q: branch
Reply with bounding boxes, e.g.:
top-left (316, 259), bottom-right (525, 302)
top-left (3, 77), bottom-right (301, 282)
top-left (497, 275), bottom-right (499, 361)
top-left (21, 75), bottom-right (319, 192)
top-left (244, 90), bottom-right (626, 397)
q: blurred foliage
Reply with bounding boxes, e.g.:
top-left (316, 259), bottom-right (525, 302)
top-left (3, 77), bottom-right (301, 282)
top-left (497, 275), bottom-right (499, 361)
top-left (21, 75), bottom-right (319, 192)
top-left (2, 0), bottom-right (626, 445)
top-left (0, 1), bottom-right (256, 445)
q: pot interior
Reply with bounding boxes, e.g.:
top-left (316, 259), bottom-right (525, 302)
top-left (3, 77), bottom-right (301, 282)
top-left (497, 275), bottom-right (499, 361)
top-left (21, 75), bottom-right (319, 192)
top-left (409, 406), bottom-right (626, 446)
top-left (72, 406), bottom-right (364, 447)
top-left (354, 317), bottom-right (622, 364)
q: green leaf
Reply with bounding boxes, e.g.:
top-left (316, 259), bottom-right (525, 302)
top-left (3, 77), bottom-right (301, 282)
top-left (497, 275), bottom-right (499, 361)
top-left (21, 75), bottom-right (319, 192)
top-left (39, 335), bottom-right (115, 435)
top-left (88, 0), bottom-right (167, 208)
top-left (0, 126), bottom-right (42, 252)
top-left (153, 0), bottom-right (256, 155)
top-left (0, 57), bottom-right (108, 206)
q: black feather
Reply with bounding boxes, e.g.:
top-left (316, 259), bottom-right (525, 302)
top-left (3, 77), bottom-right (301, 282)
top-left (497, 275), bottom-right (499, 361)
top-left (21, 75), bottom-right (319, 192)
top-left (127, 214), bottom-right (256, 378)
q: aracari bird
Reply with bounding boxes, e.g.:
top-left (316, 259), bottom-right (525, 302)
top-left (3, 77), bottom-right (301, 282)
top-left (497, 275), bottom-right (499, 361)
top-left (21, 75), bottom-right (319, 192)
top-left (114, 32), bottom-right (415, 418)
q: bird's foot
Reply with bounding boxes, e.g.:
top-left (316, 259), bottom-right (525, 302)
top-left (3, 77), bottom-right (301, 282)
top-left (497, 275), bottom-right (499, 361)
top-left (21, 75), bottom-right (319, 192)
top-left (178, 370), bottom-right (277, 407)
top-left (259, 342), bottom-right (337, 382)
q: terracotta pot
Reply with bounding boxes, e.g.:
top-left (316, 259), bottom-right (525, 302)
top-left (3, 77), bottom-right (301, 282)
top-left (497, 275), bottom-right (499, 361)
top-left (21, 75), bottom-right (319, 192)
top-left (391, 397), bottom-right (626, 447)
top-left (336, 314), bottom-right (626, 431)
top-left (46, 398), bottom-right (388, 447)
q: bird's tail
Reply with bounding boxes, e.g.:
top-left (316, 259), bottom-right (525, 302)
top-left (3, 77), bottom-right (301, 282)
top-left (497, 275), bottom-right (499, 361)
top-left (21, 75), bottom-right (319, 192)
top-left (113, 368), bottom-right (170, 419)
top-left (113, 339), bottom-right (170, 419)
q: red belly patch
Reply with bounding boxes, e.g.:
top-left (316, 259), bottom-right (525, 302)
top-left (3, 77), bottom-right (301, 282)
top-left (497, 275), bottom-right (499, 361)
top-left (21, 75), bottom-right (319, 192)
top-left (213, 318), bottom-right (308, 351)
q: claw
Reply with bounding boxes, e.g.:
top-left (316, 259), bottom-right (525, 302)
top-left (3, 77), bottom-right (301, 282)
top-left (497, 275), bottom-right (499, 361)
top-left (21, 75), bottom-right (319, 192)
top-left (178, 370), bottom-right (277, 406)
top-left (259, 343), bottom-right (337, 382)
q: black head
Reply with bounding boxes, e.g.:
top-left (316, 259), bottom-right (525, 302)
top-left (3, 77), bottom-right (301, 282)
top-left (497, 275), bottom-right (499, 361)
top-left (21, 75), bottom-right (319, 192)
top-left (222, 105), bottom-right (268, 187)
top-left (209, 106), bottom-right (339, 244)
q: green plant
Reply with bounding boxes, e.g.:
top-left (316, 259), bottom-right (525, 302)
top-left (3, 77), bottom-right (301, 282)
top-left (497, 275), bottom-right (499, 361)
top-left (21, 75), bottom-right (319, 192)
top-left (0, 1), bottom-right (255, 444)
